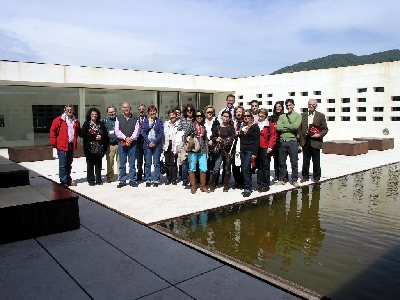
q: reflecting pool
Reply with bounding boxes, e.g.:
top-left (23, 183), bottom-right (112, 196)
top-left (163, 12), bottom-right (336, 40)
top-left (157, 163), bottom-right (400, 299)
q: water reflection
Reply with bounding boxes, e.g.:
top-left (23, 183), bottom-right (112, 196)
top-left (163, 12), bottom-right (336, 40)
top-left (159, 163), bottom-right (400, 299)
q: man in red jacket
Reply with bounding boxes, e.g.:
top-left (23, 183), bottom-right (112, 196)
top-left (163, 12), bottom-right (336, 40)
top-left (50, 104), bottom-right (81, 187)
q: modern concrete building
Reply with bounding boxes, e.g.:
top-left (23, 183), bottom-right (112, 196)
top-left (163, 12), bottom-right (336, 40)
top-left (0, 60), bottom-right (399, 147)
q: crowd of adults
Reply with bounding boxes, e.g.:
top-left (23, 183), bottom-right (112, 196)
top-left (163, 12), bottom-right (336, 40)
top-left (49, 94), bottom-right (328, 197)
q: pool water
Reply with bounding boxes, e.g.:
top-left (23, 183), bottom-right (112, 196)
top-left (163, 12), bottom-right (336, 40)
top-left (157, 163), bottom-right (400, 299)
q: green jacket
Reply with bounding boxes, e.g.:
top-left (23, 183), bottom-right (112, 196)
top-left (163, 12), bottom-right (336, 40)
top-left (276, 112), bottom-right (302, 141)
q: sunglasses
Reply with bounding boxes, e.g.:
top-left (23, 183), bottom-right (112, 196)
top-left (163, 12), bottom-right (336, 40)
top-left (206, 111), bottom-right (213, 114)
top-left (196, 115), bottom-right (203, 118)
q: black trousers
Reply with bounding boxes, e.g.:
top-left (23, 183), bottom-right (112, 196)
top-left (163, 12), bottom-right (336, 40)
top-left (86, 155), bottom-right (102, 183)
top-left (136, 135), bottom-right (145, 179)
top-left (302, 140), bottom-right (321, 180)
top-left (164, 150), bottom-right (178, 183)
top-left (257, 148), bottom-right (271, 189)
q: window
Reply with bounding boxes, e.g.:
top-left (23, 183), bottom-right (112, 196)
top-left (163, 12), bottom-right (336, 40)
top-left (327, 99), bottom-right (335, 103)
top-left (341, 116), bottom-right (350, 121)
top-left (238, 95), bottom-right (243, 99)
top-left (313, 91), bottom-right (321, 95)
top-left (301, 92), bottom-right (308, 96)
top-left (267, 101), bottom-right (272, 105)
top-left (238, 102), bottom-right (243, 106)
top-left (392, 96), bottom-right (400, 101)
top-left (256, 94), bottom-right (262, 98)
top-left (316, 99), bottom-right (321, 103)
top-left (357, 88), bottom-right (367, 93)
top-left (342, 98), bottom-right (350, 103)
top-left (301, 108), bottom-right (307, 113)
top-left (373, 117), bottom-right (383, 121)
top-left (373, 107), bottom-right (384, 112)
top-left (327, 116), bottom-right (335, 121)
top-left (268, 109), bottom-right (273, 113)
top-left (342, 107), bottom-right (350, 112)
top-left (357, 107), bottom-right (366, 112)
top-left (327, 108), bottom-right (335, 112)
top-left (391, 117), bottom-right (400, 121)
top-left (357, 98), bottom-right (366, 102)
top-left (374, 87), bottom-right (384, 92)
top-left (357, 116), bottom-right (366, 121)
top-left (391, 107), bottom-right (400, 111)
top-left (267, 94), bottom-right (273, 97)
top-left (289, 92), bottom-right (295, 96)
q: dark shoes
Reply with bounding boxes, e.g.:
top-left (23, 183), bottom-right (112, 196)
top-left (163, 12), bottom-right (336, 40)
top-left (146, 182), bottom-right (152, 187)
top-left (257, 186), bottom-right (270, 193)
top-left (153, 183), bottom-right (159, 187)
top-left (300, 178), bottom-right (308, 183)
top-left (68, 181), bottom-right (77, 186)
top-left (129, 182), bottom-right (138, 187)
top-left (89, 182), bottom-right (96, 186)
top-left (117, 182), bottom-right (126, 188)
top-left (242, 190), bottom-right (252, 197)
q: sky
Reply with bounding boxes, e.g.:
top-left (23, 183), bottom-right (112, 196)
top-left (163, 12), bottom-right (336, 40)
top-left (0, 0), bottom-right (399, 77)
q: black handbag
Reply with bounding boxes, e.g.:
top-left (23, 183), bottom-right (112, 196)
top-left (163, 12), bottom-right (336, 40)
top-left (90, 141), bottom-right (102, 156)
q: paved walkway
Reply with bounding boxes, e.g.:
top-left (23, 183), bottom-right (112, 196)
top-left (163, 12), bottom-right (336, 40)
top-left (4, 146), bottom-right (399, 224)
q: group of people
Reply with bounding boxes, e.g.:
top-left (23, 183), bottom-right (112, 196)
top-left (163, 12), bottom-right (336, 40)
top-left (49, 93), bottom-right (328, 197)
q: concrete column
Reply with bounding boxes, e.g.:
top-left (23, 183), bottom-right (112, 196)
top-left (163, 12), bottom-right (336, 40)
top-left (79, 88), bottom-right (85, 123)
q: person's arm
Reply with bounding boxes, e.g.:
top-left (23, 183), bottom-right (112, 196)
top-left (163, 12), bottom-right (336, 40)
top-left (316, 113), bottom-right (329, 138)
top-left (285, 113), bottom-right (302, 130)
top-left (252, 125), bottom-right (260, 156)
top-left (114, 118), bottom-right (126, 140)
top-left (49, 117), bottom-right (60, 147)
top-left (130, 118), bottom-right (140, 140)
top-left (154, 119), bottom-right (164, 145)
top-left (210, 124), bottom-right (218, 142)
top-left (268, 123), bottom-right (278, 151)
top-left (276, 115), bottom-right (286, 132)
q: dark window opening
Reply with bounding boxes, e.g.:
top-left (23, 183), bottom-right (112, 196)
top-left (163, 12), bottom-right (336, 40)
top-left (373, 117), bottom-right (383, 121)
top-left (373, 107), bottom-right (384, 112)
top-left (267, 94), bottom-right (273, 97)
top-left (256, 94), bottom-right (262, 98)
top-left (301, 92), bottom-right (308, 96)
top-left (357, 116), bottom-right (366, 121)
top-left (341, 116), bottom-right (350, 121)
top-left (327, 116), bottom-right (335, 121)
top-left (342, 107), bottom-right (350, 112)
top-left (374, 87), bottom-right (384, 92)
top-left (357, 98), bottom-right (366, 102)
top-left (327, 108), bottom-right (335, 112)
top-left (327, 99), bottom-right (335, 103)
top-left (357, 88), bottom-right (367, 93)
top-left (391, 107), bottom-right (400, 111)
top-left (391, 117), bottom-right (400, 121)
top-left (357, 107), bottom-right (366, 112)
top-left (342, 98), bottom-right (350, 103)
top-left (289, 92), bottom-right (295, 96)
top-left (392, 96), bottom-right (400, 101)
top-left (313, 91), bottom-right (321, 95)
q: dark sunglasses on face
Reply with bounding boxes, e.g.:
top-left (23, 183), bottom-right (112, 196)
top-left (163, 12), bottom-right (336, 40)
top-left (196, 115), bottom-right (203, 118)
top-left (244, 114), bottom-right (251, 118)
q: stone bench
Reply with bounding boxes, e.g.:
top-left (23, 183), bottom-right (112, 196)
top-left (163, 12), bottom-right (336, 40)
top-left (8, 145), bottom-right (54, 162)
top-left (322, 140), bottom-right (368, 156)
top-left (0, 162), bottom-right (30, 188)
top-left (0, 182), bottom-right (80, 244)
top-left (353, 137), bottom-right (394, 151)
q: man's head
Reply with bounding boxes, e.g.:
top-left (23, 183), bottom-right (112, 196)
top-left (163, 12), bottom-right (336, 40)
top-left (138, 104), bottom-right (146, 117)
top-left (122, 102), bottom-right (131, 116)
top-left (174, 107), bottom-right (182, 120)
top-left (64, 104), bottom-right (75, 118)
top-left (308, 99), bottom-right (318, 113)
top-left (226, 94), bottom-right (235, 109)
top-left (285, 99), bottom-right (295, 114)
top-left (107, 105), bottom-right (116, 119)
top-left (250, 100), bottom-right (259, 115)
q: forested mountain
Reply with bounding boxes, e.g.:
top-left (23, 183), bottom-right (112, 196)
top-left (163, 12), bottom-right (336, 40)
top-left (271, 49), bottom-right (400, 75)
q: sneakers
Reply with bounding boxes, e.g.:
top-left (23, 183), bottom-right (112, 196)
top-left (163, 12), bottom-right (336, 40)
top-left (117, 182), bottom-right (126, 188)
top-left (291, 181), bottom-right (300, 188)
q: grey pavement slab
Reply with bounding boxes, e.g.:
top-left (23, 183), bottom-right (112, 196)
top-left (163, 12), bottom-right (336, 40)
top-left (176, 265), bottom-right (298, 300)
top-left (78, 197), bottom-right (143, 235)
top-left (0, 239), bottom-right (41, 257)
top-left (101, 224), bottom-right (222, 284)
top-left (46, 235), bottom-right (170, 299)
top-left (140, 286), bottom-right (193, 300)
top-left (0, 246), bottom-right (89, 300)
top-left (37, 226), bottom-right (95, 247)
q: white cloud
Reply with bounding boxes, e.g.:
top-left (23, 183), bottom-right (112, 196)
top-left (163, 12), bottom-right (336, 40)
top-left (0, 0), bottom-right (399, 76)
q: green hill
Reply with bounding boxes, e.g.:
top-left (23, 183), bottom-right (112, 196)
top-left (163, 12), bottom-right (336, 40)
top-left (270, 49), bottom-right (400, 75)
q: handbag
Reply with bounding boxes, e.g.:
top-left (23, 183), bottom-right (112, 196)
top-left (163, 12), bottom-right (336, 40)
top-left (209, 141), bottom-right (222, 156)
top-left (90, 141), bottom-right (102, 156)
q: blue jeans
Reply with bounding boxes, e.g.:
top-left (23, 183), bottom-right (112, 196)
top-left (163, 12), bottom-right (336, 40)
top-left (212, 150), bottom-right (231, 176)
top-left (58, 143), bottom-right (74, 184)
top-left (279, 140), bottom-right (298, 182)
top-left (257, 148), bottom-right (271, 189)
top-left (144, 144), bottom-right (162, 183)
top-left (118, 143), bottom-right (137, 183)
top-left (240, 151), bottom-right (253, 191)
top-left (188, 152), bottom-right (207, 172)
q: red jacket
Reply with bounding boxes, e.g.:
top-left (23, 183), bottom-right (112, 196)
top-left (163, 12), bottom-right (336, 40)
top-left (259, 122), bottom-right (277, 149)
top-left (50, 115), bottom-right (81, 151)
